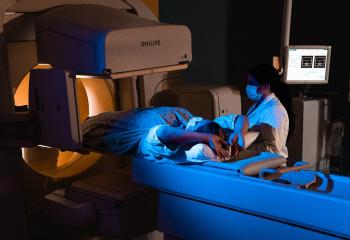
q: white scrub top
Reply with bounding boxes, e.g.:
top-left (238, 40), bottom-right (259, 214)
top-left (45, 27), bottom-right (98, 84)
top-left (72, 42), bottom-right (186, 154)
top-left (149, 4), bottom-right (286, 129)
top-left (247, 93), bottom-right (289, 158)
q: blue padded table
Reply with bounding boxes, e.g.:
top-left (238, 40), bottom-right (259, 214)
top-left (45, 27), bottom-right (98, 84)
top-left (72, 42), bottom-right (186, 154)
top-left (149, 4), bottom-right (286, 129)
top-left (132, 155), bottom-right (350, 240)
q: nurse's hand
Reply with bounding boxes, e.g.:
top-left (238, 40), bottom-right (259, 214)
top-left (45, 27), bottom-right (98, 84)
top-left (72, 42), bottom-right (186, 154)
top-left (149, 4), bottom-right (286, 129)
top-left (229, 130), bottom-right (245, 149)
top-left (208, 135), bottom-right (230, 159)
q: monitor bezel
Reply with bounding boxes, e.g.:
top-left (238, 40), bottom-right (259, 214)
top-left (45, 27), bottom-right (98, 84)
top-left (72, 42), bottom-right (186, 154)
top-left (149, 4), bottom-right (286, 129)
top-left (283, 45), bottom-right (331, 84)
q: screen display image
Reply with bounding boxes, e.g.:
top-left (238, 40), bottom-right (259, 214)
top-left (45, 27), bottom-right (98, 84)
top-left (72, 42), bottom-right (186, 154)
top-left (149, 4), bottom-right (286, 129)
top-left (283, 46), bottom-right (331, 84)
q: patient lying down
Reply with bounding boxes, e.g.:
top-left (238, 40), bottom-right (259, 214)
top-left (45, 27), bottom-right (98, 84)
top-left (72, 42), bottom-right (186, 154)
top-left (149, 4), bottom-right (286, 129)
top-left (82, 106), bottom-right (250, 162)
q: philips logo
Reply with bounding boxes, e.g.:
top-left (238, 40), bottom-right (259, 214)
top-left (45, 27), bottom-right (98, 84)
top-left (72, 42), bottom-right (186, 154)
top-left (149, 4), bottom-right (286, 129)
top-left (141, 40), bottom-right (161, 47)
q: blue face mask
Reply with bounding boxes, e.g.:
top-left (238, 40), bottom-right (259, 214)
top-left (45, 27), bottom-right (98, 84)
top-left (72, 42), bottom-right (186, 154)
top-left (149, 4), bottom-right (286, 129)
top-left (246, 84), bottom-right (262, 101)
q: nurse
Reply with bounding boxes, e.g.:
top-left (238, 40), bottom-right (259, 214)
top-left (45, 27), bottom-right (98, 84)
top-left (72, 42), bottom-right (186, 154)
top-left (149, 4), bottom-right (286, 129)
top-left (244, 64), bottom-right (294, 158)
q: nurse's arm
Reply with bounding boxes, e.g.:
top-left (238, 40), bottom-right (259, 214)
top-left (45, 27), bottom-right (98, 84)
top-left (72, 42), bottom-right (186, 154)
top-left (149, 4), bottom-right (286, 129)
top-left (247, 123), bottom-right (279, 153)
top-left (228, 115), bottom-right (249, 147)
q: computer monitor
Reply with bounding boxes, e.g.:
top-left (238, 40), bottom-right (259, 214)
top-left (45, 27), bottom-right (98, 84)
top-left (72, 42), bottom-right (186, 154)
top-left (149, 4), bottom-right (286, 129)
top-left (283, 45), bottom-right (331, 84)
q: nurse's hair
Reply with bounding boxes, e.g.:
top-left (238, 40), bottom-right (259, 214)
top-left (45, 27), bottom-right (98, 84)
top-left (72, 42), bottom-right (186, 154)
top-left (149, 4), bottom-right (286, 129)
top-left (248, 64), bottom-right (295, 140)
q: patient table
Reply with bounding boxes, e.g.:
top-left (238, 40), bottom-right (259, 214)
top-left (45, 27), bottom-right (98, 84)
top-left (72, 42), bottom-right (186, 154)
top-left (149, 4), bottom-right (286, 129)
top-left (132, 154), bottom-right (350, 240)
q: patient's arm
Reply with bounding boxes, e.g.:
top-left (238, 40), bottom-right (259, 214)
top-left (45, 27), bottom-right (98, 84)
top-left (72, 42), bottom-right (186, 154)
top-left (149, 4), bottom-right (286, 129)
top-left (247, 123), bottom-right (279, 154)
top-left (157, 126), bottom-right (230, 159)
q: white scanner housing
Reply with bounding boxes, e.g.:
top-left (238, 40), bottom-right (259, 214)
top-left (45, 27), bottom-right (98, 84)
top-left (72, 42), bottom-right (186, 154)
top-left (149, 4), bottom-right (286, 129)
top-left (35, 4), bottom-right (192, 75)
top-left (28, 4), bottom-right (193, 152)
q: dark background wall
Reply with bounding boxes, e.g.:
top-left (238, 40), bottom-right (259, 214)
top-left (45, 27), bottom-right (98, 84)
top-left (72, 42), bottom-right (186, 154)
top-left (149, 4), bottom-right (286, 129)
top-left (228, 0), bottom-right (283, 91)
top-left (160, 1), bottom-right (231, 85)
top-left (160, 0), bottom-right (283, 88)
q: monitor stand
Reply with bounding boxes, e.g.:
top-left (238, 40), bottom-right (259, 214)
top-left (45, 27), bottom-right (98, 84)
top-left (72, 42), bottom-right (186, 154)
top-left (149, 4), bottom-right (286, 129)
top-left (287, 97), bottom-right (330, 172)
top-left (300, 84), bottom-right (338, 99)
top-left (302, 84), bottom-right (312, 98)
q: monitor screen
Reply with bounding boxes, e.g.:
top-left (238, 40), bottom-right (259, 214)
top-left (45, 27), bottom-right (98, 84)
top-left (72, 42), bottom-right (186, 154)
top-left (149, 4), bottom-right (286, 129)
top-left (283, 45), bottom-right (331, 84)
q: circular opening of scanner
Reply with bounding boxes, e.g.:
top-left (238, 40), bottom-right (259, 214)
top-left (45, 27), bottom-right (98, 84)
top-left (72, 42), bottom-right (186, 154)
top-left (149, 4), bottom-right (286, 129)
top-left (14, 64), bottom-right (115, 179)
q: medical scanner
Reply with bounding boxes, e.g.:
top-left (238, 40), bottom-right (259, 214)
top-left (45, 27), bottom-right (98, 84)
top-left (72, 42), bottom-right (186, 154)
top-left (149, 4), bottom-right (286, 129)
top-left (0, 1), bottom-right (189, 238)
top-left (30, 3), bottom-right (191, 152)
top-left (1, 1), bottom-right (350, 240)
top-left (3, 0), bottom-right (191, 178)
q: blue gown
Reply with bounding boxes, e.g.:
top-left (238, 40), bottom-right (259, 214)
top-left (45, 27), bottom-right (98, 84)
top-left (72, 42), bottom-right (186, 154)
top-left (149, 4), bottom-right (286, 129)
top-left (82, 107), bottom-right (194, 156)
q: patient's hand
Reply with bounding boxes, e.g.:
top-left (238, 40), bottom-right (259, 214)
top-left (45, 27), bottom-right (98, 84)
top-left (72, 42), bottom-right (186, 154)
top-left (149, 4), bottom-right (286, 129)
top-left (223, 131), bottom-right (246, 161)
top-left (208, 135), bottom-right (230, 160)
top-left (229, 143), bottom-right (241, 159)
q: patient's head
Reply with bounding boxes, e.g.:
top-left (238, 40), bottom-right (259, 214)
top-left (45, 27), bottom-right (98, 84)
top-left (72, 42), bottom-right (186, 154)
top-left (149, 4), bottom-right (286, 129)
top-left (192, 120), bottom-right (225, 138)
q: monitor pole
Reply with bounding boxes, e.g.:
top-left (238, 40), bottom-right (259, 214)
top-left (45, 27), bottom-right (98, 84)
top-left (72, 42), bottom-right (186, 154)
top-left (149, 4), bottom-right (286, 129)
top-left (279, 0), bottom-right (293, 73)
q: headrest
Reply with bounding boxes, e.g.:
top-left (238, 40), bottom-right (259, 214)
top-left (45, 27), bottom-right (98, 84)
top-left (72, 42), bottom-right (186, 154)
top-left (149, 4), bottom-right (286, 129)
top-left (203, 151), bottom-right (287, 176)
